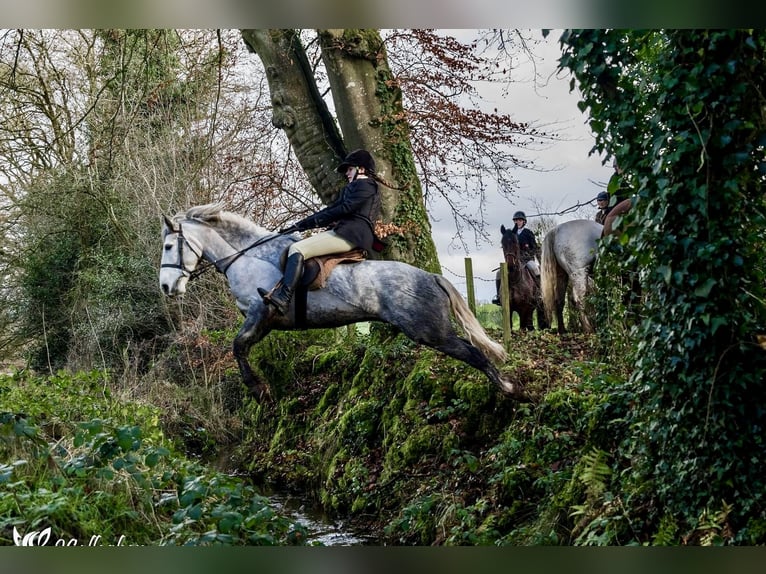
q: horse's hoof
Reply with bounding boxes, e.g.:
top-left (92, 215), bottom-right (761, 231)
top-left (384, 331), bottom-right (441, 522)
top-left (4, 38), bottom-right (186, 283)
top-left (245, 382), bottom-right (273, 404)
top-left (498, 378), bottom-right (530, 402)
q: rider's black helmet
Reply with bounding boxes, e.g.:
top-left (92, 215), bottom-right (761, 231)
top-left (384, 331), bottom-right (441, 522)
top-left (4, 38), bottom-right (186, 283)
top-left (512, 211), bottom-right (527, 222)
top-left (336, 149), bottom-right (376, 174)
top-left (597, 191), bottom-right (609, 201)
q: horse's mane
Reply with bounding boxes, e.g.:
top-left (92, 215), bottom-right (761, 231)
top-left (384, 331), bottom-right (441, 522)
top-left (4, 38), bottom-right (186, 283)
top-left (176, 203), bottom-right (269, 238)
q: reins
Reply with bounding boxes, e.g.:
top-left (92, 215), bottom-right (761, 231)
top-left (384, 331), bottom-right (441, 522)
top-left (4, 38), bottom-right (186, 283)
top-left (213, 232), bottom-right (284, 275)
top-left (162, 221), bottom-right (284, 280)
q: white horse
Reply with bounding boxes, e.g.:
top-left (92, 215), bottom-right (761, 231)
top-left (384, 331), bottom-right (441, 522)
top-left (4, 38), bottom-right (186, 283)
top-left (540, 219), bottom-right (603, 333)
top-left (159, 204), bottom-right (526, 402)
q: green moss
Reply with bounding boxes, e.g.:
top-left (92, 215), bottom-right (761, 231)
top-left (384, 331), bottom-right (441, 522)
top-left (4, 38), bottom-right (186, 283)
top-left (381, 396), bottom-right (405, 429)
top-left (402, 397), bottom-right (422, 420)
top-left (453, 377), bottom-right (492, 409)
top-left (402, 353), bottom-right (439, 400)
top-left (337, 399), bottom-right (380, 453)
top-left (312, 348), bottom-right (344, 370)
top-left (316, 383), bottom-right (340, 414)
top-left (319, 449), bottom-right (376, 514)
top-left (321, 447), bottom-right (349, 505)
top-left (351, 496), bottom-right (368, 514)
top-left (398, 424), bottom-right (447, 467)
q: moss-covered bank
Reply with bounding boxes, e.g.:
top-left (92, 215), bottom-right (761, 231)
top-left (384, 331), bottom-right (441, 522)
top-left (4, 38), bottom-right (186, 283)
top-left (223, 326), bottom-right (635, 545)
top-left (6, 318), bottom-right (757, 545)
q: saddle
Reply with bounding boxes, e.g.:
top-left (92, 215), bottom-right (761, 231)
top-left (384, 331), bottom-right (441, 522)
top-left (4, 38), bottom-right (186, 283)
top-left (267, 248), bottom-right (366, 327)
top-left (279, 248), bottom-right (367, 291)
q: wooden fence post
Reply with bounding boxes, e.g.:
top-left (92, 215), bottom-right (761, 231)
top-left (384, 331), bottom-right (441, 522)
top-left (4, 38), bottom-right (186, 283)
top-left (499, 262), bottom-right (511, 352)
top-left (464, 257), bottom-right (476, 315)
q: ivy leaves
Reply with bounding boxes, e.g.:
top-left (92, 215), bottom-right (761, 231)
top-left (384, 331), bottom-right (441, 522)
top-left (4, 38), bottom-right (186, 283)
top-left (558, 29), bottom-right (766, 538)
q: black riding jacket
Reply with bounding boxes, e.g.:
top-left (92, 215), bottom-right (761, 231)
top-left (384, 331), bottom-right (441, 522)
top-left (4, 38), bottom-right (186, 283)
top-left (295, 177), bottom-right (381, 253)
top-left (595, 206), bottom-right (612, 225)
top-left (517, 227), bottom-right (537, 262)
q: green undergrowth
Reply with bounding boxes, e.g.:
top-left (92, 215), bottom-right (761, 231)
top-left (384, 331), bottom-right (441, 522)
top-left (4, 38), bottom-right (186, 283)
top-left (4, 321), bottom-right (755, 545)
top-left (227, 326), bottom-right (651, 545)
top-left (0, 370), bottom-right (307, 546)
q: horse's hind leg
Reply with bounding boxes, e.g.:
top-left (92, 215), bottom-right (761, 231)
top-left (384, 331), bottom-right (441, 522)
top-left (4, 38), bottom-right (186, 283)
top-left (232, 305), bottom-right (273, 403)
top-left (519, 306), bottom-right (534, 331)
top-left (569, 271), bottom-right (594, 333)
top-left (400, 320), bottom-right (526, 399)
top-left (554, 267), bottom-right (568, 334)
top-left (535, 297), bottom-right (549, 330)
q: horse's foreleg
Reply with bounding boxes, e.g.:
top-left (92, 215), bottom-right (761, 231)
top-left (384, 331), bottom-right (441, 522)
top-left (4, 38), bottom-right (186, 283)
top-left (232, 306), bottom-right (272, 403)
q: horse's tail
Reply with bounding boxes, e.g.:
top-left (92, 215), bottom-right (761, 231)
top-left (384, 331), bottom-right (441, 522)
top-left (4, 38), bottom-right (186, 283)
top-left (434, 275), bottom-right (507, 364)
top-left (540, 228), bottom-right (558, 325)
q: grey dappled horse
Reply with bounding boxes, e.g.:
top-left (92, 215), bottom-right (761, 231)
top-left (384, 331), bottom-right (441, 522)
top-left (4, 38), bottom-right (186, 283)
top-left (540, 219), bottom-right (603, 334)
top-left (159, 204), bottom-right (524, 402)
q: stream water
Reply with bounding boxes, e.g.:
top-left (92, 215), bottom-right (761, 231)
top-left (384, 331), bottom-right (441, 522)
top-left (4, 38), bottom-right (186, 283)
top-left (209, 449), bottom-right (376, 546)
top-left (267, 492), bottom-right (378, 546)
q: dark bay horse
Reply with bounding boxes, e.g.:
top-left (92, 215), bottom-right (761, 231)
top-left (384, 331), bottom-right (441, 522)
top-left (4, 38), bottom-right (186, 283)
top-left (159, 204), bottom-right (527, 401)
top-left (499, 225), bottom-right (548, 331)
top-left (601, 198), bottom-right (632, 238)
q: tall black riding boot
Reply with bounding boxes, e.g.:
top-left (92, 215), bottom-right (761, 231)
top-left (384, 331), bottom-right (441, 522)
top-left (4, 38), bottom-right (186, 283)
top-left (492, 274), bottom-right (501, 306)
top-left (258, 252), bottom-right (304, 315)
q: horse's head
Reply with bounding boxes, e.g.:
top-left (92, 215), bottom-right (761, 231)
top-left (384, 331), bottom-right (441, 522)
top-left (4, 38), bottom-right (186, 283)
top-left (159, 215), bottom-right (205, 297)
top-left (500, 224), bottom-right (521, 267)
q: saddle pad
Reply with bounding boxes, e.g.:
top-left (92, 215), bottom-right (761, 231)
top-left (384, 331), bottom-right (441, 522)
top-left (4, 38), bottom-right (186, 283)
top-left (307, 249), bottom-right (367, 290)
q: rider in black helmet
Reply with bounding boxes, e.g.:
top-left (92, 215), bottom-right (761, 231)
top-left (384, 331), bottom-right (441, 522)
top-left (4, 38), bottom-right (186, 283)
top-left (493, 210), bottom-right (541, 305)
top-left (258, 149), bottom-right (382, 316)
top-left (512, 211), bottom-right (540, 276)
top-left (595, 191), bottom-right (611, 225)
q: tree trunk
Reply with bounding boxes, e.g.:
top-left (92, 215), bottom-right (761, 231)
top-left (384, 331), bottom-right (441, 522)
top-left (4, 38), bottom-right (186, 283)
top-left (241, 29), bottom-right (347, 204)
top-left (242, 28), bottom-right (439, 272)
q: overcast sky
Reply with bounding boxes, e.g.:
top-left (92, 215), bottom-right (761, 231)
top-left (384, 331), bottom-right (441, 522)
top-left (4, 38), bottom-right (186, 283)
top-left (432, 30), bottom-right (613, 302)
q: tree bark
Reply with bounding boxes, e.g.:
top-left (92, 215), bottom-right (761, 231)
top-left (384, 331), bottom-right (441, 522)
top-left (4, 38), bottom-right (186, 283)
top-left (242, 28), bottom-right (439, 272)
top-left (241, 29), bottom-right (346, 204)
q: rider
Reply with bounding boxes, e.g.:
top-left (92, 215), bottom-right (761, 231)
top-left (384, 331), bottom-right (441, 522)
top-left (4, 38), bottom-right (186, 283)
top-left (258, 149), bottom-right (382, 316)
top-left (512, 211), bottom-right (541, 280)
top-left (492, 211), bottom-right (541, 305)
top-left (595, 190), bottom-right (612, 225)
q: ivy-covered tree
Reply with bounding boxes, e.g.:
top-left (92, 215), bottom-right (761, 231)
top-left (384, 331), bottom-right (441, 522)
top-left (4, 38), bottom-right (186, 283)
top-left (559, 29), bottom-right (766, 542)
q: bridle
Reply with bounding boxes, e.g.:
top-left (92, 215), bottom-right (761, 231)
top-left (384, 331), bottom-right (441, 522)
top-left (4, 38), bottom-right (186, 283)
top-left (502, 234), bottom-right (524, 285)
top-left (161, 221), bottom-right (284, 281)
top-left (160, 223), bottom-right (211, 281)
